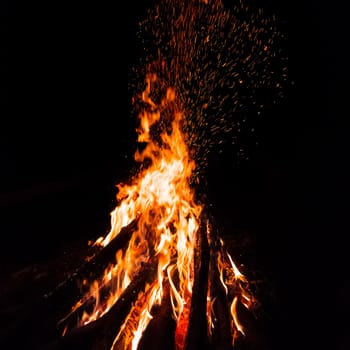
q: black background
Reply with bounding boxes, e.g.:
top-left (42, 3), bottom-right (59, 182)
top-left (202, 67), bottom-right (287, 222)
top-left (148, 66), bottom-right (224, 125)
top-left (1, 1), bottom-right (349, 349)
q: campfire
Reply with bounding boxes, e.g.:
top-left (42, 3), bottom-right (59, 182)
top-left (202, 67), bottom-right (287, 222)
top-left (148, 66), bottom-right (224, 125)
top-left (42, 1), bottom-right (286, 349)
top-left (51, 75), bottom-right (258, 350)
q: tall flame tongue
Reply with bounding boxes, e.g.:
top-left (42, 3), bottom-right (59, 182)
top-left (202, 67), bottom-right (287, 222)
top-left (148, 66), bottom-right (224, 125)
top-left (63, 74), bottom-right (257, 349)
top-left (72, 73), bottom-right (201, 349)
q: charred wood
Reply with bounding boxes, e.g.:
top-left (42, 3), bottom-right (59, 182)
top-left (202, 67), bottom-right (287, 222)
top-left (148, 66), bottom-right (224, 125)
top-left (209, 226), bottom-right (234, 350)
top-left (42, 257), bottom-right (158, 350)
top-left (184, 217), bottom-right (210, 350)
top-left (130, 280), bottom-right (176, 350)
top-left (45, 219), bottom-right (139, 306)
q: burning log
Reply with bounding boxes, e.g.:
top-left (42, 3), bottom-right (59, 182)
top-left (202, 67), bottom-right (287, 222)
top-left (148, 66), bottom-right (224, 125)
top-left (85, 218), bottom-right (140, 273)
top-left (124, 280), bottom-right (176, 350)
top-left (43, 257), bottom-right (158, 350)
top-left (209, 252), bottom-right (234, 350)
top-left (207, 225), bottom-right (235, 350)
top-left (184, 218), bottom-right (210, 350)
top-left (46, 219), bottom-right (139, 307)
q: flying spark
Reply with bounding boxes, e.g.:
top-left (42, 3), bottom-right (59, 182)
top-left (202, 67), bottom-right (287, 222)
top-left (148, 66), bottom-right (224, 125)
top-left (128, 0), bottom-right (288, 182)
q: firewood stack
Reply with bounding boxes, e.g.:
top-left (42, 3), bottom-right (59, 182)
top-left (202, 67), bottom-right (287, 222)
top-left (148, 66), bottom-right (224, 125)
top-left (33, 210), bottom-right (259, 350)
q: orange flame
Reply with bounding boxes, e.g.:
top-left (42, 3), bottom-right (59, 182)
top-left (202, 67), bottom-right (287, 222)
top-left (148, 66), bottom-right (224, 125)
top-left (63, 73), bottom-right (257, 349)
top-left (68, 74), bottom-right (201, 348)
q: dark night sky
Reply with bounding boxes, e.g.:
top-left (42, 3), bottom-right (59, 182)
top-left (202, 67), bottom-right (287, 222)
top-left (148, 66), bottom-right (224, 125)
top-left (1, 1), bottom-right (349, 349)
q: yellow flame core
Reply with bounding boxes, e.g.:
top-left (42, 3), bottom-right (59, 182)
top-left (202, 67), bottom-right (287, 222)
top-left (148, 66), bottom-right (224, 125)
top-left (66, 74), bottom-right (256, 349)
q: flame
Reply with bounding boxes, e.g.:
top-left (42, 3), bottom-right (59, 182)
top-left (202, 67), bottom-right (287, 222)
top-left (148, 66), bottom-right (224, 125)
top-left (62, 73), bottom-right (257, 349)
top-left (207, 237), bottom-right (258, 346)
top-left (63, 74), bottom-right (201, 348)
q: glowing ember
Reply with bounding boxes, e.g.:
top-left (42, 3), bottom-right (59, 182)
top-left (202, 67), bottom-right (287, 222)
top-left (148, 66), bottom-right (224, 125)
top-left (60, 0), bottom-right (286, 349)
